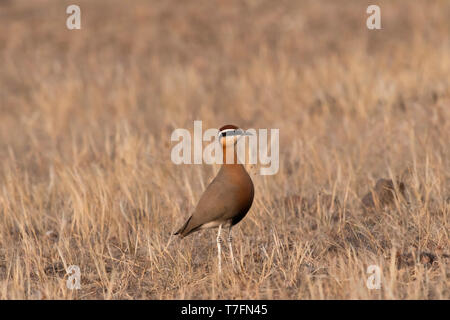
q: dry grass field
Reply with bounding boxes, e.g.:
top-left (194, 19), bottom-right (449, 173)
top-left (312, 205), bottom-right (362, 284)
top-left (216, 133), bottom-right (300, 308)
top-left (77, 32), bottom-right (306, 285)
top-left (0, 0), bottom-right (449, 299)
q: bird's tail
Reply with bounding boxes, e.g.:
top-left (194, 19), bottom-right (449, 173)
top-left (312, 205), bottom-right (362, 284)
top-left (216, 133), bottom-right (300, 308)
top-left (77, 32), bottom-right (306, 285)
top-left (173, 216), bottom-right (192, 237)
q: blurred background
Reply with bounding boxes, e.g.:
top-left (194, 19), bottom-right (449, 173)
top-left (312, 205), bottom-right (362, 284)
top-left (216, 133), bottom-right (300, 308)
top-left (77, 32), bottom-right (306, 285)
top-left (1, 0), bottom-right (448, 166)
top-left (0, 0), bottom-right (448, 299)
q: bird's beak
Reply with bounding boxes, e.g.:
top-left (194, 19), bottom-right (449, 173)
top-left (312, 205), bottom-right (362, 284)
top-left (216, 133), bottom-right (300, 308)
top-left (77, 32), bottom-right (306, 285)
top-left (237, 129), bottom-right (253, 136)
top-left (228, 129), bottom-right (253, 137)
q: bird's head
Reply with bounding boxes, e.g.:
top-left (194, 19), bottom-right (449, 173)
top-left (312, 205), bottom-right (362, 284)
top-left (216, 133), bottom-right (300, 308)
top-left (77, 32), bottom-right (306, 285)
top-left (218, 124), bottom-right (252, 147)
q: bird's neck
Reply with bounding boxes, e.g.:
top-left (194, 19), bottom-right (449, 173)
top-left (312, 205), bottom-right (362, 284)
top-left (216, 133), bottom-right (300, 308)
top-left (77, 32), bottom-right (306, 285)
top-left (222, 144), bottom-right (241, 167)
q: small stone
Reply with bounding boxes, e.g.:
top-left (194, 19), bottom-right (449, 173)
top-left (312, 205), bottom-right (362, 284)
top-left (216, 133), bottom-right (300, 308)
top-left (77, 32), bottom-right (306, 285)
top-left (45, 230), bottom-right (58, 241)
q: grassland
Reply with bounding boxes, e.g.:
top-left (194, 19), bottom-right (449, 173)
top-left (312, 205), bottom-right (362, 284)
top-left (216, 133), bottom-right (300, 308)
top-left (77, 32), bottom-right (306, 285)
top-left (0, 0), bottom-right (448, 299)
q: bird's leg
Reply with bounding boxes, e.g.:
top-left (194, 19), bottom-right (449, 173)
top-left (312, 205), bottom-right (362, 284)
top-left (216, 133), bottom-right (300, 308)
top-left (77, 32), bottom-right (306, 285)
top-left (216, 224), bottom-right (223, 274)
top-left (227, 226), bottom-right (236, 271)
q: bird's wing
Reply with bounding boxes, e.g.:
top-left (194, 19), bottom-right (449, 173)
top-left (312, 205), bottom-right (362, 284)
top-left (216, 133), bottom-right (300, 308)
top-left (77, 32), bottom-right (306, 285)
top-left (182, 175), bottom-right (238, 234)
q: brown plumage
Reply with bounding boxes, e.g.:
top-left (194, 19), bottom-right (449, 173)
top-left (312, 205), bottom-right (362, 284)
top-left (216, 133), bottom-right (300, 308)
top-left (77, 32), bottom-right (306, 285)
top-left (174, 163), bottom-right (254, 237)
top-left (174, 124), bottom-right (254, 273)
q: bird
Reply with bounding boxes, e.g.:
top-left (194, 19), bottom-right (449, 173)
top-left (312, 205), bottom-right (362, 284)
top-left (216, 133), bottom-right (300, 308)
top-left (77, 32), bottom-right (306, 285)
top-left (174, 124), bottom-right (254, 273)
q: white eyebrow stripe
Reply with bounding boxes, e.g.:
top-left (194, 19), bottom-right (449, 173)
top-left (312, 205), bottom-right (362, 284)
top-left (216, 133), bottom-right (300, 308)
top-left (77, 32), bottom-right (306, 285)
top-left (219, 129), bottom-right (236, 135)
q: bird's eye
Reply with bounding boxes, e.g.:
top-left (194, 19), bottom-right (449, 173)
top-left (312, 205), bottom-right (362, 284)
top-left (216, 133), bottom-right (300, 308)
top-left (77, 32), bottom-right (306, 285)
top-left (219, 129), bottom-right (241, 137)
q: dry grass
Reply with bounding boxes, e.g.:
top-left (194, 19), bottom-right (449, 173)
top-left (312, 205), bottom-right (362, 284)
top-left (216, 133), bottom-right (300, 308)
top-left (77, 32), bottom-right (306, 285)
top-left (0, 0), bottom-right (449, 299)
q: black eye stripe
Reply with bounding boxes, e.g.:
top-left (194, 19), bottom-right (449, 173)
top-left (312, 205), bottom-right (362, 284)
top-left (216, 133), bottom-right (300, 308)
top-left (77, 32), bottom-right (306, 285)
top-left (219, 129), bottom-right (244, 137)
top-left (219, 129), bottom-right (243, 137)
top-left (220, 131), bottom-right (233, 137)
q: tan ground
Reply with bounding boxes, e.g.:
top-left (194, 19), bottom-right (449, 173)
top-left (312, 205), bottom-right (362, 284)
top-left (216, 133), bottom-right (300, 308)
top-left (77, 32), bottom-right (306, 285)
top-left (0, 0), bottom-right (448, 299)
